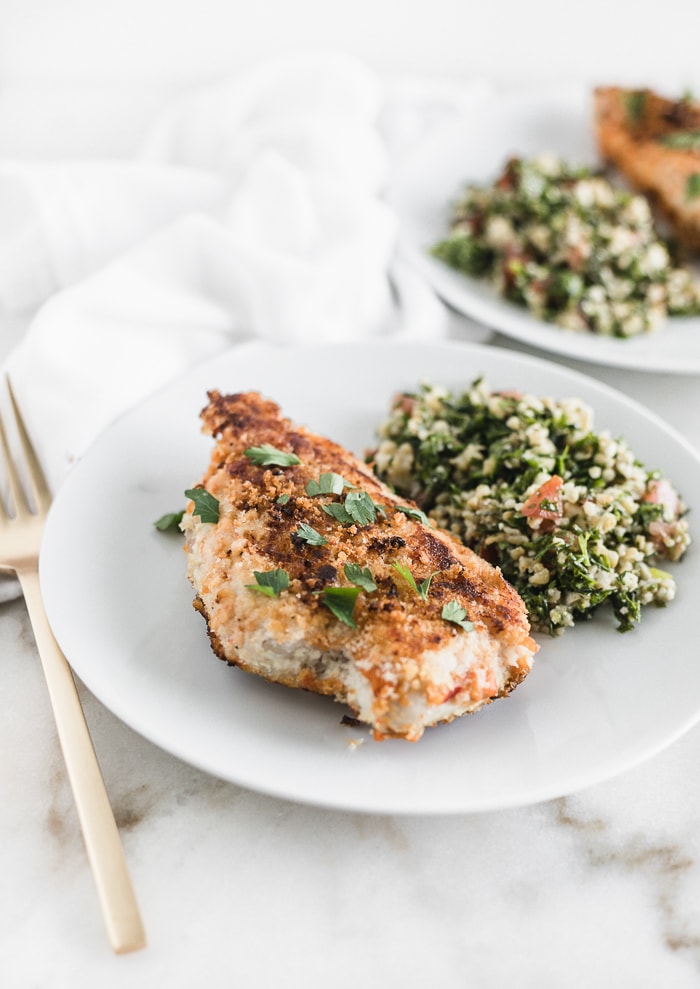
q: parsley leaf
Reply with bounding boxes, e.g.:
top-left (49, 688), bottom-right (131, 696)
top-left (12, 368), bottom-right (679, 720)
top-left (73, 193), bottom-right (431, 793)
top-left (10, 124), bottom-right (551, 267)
top-left (321, 586), bottom-right (362, 628)
top-left (306, 472), bottom-right (354, 496)
top-left (184, 487), bottom-right (220, 523)
top-left (441, 601), bottom-right (474, 632)
top-left (245, 569), bottom-right (290, 597)
top-left (244, 444), bottom-right (301, 467)
top-left (417, 572), bottom-right (440, 600)
top-left (686, 173), bottom-right (700, 201)
top-left (276, 493), bottom-right (290, 505)
top-left (154, 509), bottom-right (184, 532)
top-left (321, 490), bottom-right (384, 526)
top-left (322, 502), bottom-right (354, 524)
top-left (659, 129), bottom-right (700, 151)
top-left (395, 504), bottom-right (433, 527)
top-left (344, 563), bottom-right (377, 593)
top-left (344, 490), bottom-right (377, 526)
top-left (577, 529), bottom-right (592, 567)
top-left (392, 561), bottom-right (418, 594)
top-left (392, 561), bottom-right (439, 601)
top-left (623, 90), bottom-right (647, 124)
top-left (294, 523), bottom-right (328, 546)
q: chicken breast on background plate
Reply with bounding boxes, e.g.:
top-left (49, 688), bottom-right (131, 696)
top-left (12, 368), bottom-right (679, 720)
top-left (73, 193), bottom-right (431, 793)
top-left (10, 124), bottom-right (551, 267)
top-left (181, 390), bottom-right (538, 741)
top-left (594, 86), bottom-right (700, 251)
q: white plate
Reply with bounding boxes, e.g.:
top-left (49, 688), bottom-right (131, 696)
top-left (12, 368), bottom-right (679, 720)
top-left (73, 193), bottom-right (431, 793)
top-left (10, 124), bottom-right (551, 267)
top-left (40, 340), bottom-right (700, 814)
top-left (387, 86), bottom-right (700, 373)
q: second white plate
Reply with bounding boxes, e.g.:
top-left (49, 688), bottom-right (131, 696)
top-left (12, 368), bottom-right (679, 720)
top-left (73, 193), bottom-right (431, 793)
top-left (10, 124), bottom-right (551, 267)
top-left (387, 86), bottom-right (700, 373)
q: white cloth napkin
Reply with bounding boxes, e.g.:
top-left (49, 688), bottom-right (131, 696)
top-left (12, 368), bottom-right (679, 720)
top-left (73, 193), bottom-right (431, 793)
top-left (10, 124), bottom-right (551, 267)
top-left (0, 51), bottom-right (491, 601)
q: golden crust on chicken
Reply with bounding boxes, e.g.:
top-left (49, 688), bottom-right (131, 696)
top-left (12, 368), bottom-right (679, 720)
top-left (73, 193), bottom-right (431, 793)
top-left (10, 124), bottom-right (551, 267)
top-left (181, 391), bottom-right (538, 741)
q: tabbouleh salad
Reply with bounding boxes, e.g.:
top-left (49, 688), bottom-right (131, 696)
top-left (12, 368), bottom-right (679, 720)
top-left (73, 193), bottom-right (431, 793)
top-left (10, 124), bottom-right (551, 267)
top-left (371, 379), bottom-right (690, 635)
top-left (432, 154), bottom-right (700, 337)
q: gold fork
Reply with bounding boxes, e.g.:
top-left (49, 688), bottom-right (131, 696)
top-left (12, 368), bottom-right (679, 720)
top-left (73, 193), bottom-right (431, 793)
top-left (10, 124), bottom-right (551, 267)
top-left (0, 378), bottom-right (146, 953)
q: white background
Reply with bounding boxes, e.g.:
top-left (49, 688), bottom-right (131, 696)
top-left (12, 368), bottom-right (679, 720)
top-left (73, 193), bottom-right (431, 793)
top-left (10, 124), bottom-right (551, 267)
top-left (2, 0), bottom-right (696, 85)
top-left (1, 0), bottom-right (698, 157)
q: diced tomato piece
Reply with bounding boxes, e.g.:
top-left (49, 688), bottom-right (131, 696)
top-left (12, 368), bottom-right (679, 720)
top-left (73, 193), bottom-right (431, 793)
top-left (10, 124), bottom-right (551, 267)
top-left (393, 393), bottom-right (416, 416)
top-left (642, 478), bottom-right (679, 518)
top-left (521, 475), bottom-right (564, 520)
top-left (494, 389), bottom-right (523, 399)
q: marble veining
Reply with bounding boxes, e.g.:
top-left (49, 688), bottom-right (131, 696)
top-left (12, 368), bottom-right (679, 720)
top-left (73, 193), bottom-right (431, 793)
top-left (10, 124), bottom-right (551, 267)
top-left (554, 796), bottom-right (700, 963)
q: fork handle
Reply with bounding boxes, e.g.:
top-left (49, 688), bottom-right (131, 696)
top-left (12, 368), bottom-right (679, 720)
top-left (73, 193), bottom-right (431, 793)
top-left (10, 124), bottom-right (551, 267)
top-left (18, 568), bottom-right (146, 954)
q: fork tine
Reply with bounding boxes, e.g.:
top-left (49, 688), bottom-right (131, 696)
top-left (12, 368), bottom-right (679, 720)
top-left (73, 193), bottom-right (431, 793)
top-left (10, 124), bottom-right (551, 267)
top-left (0, 385), bottom-right (31, 521)
top-left (5, 376), bottom-right (52, 515)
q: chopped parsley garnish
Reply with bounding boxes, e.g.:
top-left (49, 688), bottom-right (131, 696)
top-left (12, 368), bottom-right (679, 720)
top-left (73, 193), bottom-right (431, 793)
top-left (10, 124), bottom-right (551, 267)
top-left (154, 509), bottom-right (184, 532)
top-left (321, 490), bottom-right (383, 527)
top-left (659, 129), bottom-right (700, 151)
top-left (395, 504), bottom-right (432, 527)
top-left (306, 472), bottom-right (354, 496)
top-left (392, 561), bottom-right (439, 601)
top-left (244, 444), bottom-right (301, 467)
top-left (344, 490), bottom-right (379, 526)
top-left (276, 493), bottom-right (290, 505)
top-left (184, 487), bottom-right (220, 523)
top-left (344, 563), bottom-right (377, 593)
top-left (686, 173), bottom-right (700, 201)
top-left (576, 529), bottom-right (592, 567)
top-left (322, 502), bottom-right (354, 524)
top-left (441, 601), bottom-right (474, 632)
top-left (321, 586), bottom-right (362, 628)
top-left (245, 569), bottom-right (290, 597)
top-left (623, 89), bottom-right (647, 124)
top-left (294, 523), bottom-right (328, 546)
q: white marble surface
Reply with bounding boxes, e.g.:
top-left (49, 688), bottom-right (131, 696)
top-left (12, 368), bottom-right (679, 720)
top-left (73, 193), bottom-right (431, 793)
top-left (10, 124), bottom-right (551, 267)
top-left (4, 23), bottom-right (700, 987)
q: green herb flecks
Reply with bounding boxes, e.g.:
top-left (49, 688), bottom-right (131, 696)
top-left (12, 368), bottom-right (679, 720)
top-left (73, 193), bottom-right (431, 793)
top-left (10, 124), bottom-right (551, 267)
top-left (322, 502), bottom-right (354, 524)
top-left (392, 561), bottom-right (440, 601)
top-left (294, 523), bottom-right (328, 546)
top-left (276, 493), bottom-right (290, 505)
top-left (322, 489), bottom-right (384, 527)
top-left (441, 601), bottom-right (474, 632)
top-left (395, 504), bottom-right (433, 527)
top-left (344, 563), bottom-right (377, 593)
top-left (577, 529), bottom-right (592, 567)
top-left (686, 173), bottom-right (700, 201)
top-left (244, 444), bottom-right (301, 467)
top-left (184, 487), bottom-right (220, 523)
top-left (154, 509), bottom-right (185, 532)
top-left (321, 586), bottom-right (362, 628)
top-left (306, 472), bottom-right (355, 497)
top-left (623, 90), bottom-right (647, 124)
top-left (344, 490), bottom-right (379, 526)
top-left (659, 129), bottom-right (700, 151)
top-left (245, 569), bottom-right (290, 598)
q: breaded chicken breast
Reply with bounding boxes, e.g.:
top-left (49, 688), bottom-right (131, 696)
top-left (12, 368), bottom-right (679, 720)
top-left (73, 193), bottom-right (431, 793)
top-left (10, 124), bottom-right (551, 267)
top-left (594, 86), bottom-right (700, 250)
top-left (181, 391), bottom-right (538, 741)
